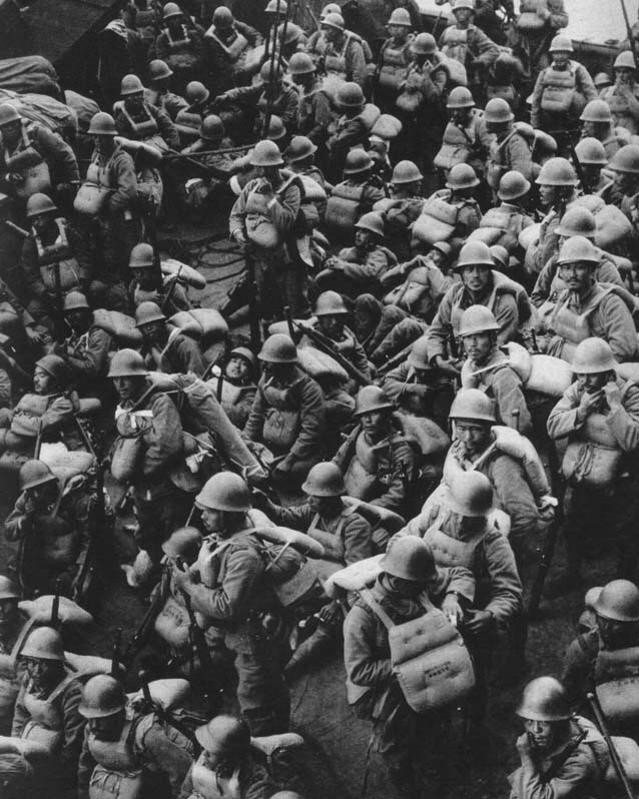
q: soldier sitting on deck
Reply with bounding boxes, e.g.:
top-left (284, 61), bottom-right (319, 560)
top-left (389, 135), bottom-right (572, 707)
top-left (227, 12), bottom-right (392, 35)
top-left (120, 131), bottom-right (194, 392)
top-left (135, 301), bottom-right (206, 377)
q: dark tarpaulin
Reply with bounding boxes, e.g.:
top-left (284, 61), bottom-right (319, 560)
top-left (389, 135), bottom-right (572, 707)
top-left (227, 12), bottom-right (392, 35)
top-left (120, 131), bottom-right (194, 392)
top-left (0, 56), bottom-right (61, 98)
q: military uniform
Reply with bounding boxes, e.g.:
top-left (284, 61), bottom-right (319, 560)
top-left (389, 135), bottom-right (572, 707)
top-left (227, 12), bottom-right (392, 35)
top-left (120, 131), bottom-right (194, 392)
top-left (295, 80), bottom-right (333, 145)
top-left (323, 241), bottom-right (397, 298)
top-left (473, 200), bottom-right (535, 254)
top-left (62, 320), bottom-right (113, 396)
top-left (144, 86), bottom-right (189, 121)
top-left (152, 21), bottom-right (206, 90)
top-left (438, 22), bottom-right (500, 85)
top-left (204, 20), bottom-right (263, 95)
top-left (486, 127), bottom-right (534, 193)
top-left (113, 99), bottom-right (180, 150)
top-left (142, 327), bottom-right (206, 376)
top-left (600, 82), bottom-right (639, 135)
top-left (322, 32), bottom-right (368, 87)
top-left (531, 252), bottom-right (623, 307)
top-left (511, 0), bottom-right (569, 80)
top-left (530, 59), bottom-right (597, 139)
top-left (434, 109), bottom-right (493, 177)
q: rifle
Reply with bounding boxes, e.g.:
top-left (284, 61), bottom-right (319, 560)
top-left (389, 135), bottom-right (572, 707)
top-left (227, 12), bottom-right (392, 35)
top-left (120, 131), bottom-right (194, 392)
top-left (262, 0), bottom-right (289, 137)
top-left (111, 627), bottom-right (122, 677)
top-left (161, 264), bottom-right (183, 314)
top-left (139, 671), bottom-right (200, 749)
top-left (588, 692), bottom-right (635, 799)
top-left (141, 196), bottom-right (163, 292)
top-left (568, 139), bottom-right (586, 189)
top-left (122, 569), bottom-right (170, 668)
top-left (52, 260), bottom-right (65, 345)
top-left (245, 250), bottom-right (261, 351)
top-left (620, 0), bottom-right (639, 71)
top-left (50, 579), bottom-right (61, 628)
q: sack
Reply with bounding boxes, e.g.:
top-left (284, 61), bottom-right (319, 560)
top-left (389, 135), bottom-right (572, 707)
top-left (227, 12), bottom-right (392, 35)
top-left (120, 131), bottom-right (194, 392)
top-left (74, 182), bottom-right (111, 216)
top-left (596, 646), bottom-right (639, 724)
top-left (324, 554), bottom-right (384, 597)
top-left (255, 526), bottom-right (323, 607)
top-left (526, 353), bottom-right (573, 396)
top-left (517, 11), bottom-right (546, 29)
top-left (562, 441), bottom-right (622, 487)
top-left (0, 56), bottom-right (60, 97)
top-left (396, 89), bottom-right (424, 113)
top-left (14, 160), bottom-right (51, 200)
top-left (246, 214), bottom-right (280, 249)
top-left (93, 309), bottom-right (142, 346)
top-left (370, 113), bottom-right (402, 140)
top-left (606, 737), bottom-right (639, 784)
top-left (89, 766), bottom-right (144, 799)
top-left (110, 435), bottom-right (144, 483)
top-left (168, 308), bottom-right (227, 342)
top-left (128, 678), bottom-right (190, 712)
top-left (297, 345), bottom-right (348, 383)
top-left (395, 412), bottom-right (450, 457)
top-left (18, 595), bottom-right (93, 629)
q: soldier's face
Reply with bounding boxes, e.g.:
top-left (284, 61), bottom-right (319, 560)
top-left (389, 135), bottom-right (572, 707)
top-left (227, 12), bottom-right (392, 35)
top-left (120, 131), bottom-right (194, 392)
top-left (616, 67), bottom-right (635, 85)
top-left (200, 507), bottom-right (226, 534)
top-left (88, 711), bottom-right (125, 741)
top-left (388, 24), bottom-right (406, 39)
top-left (66, 308), bottom-right (91, 332)
top-left (133, 267), bottom-right (154, 288)
top-left (31, 213), bottom-right (52, 235)
top-left (538, 184), bottom-right (556, 207)
top-left (125, 92), bottom-right (144, 113)
top-left (360, 409), bottom-right (386, 437)
top-left (597, 615), bottom-right (637, 649)
top-left (462, 332), bottom-right (492, 364)
top-left (355, 229), bottom-right (372, 248)
top-left (523, 719), bottom-right (556, 752)
top-left (33, 366), bottom-right (53, 395)
top-left (113, 375), bottom-right (146, 401)
top-left (451, 108), bottom-right (471, 125)
top-left (94, 134), bottom-right (115, 154)
top-left (28, 482), bottom-right (58, 509)
top-left (558, 261), bottom-right (594, 292)
top-left (460, 265), bottom-right (490, 293)
top-left (552, 51), bottom-right (571, 68)
top-left (140, 320), bottom-right (165, 343)
top-left (454, 420), bottom-right (491, 456)
top-left (226, 356), bottom-right (250, 380)
top-left (385, 574), bottom-right (423, 598)
top-left (581, 164), bottom-right (602, 185)
top-left (577, 372), bottom-right (607, 393)
top-left (0, 120), bottom-right (21, 147)
top-left (453, 8), bottom-right (472, 25)
top-left (23, 657), bottom-right (60, 690)
top-left (322, 25), bottom-right (339, 43)
top-left (317, 314), bottom-right (344, 339)
top-left (614, 171), bottom-right (639, 193)
top-left (0, 599), bottom-right (18, 632)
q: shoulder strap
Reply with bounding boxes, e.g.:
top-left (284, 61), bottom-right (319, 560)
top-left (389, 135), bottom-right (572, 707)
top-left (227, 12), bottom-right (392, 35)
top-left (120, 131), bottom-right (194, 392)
top-left (359, 588), bottom-right (395, 630)
top-left (543, 728), bottom-right (587, 781)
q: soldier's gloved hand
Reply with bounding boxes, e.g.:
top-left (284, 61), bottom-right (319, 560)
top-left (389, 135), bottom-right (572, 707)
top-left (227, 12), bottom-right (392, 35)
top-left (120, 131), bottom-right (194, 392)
top-left (442, 593), bottom-right (463, 626)
top-left (516, 732), bottom-right (534, 763)
top-left (463, 608), bottom-right (494, 635)
top-left (25, 326), bottom-right (43, 346)
top-left (576, 388), bottom-right (603, 421)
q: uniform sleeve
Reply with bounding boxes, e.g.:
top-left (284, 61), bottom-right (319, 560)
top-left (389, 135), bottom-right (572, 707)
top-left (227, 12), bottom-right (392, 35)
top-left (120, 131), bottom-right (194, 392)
top-left (139, 722), bottom-right (193, 795)
top-left (546, 383), bottom-right (583, 440)
top-left (4, 493), bottom-right (30, 542)
top-left (562, 634), bottom-right (597, 708)
top-left (510, 744), bottom-right (599, 799)
top-left (530, 70), bottom-right (545, 129)
top-left (346, 39), bottom-right (368, 87)
top-left (479, 531), bottom-right (523, 625)
top-left (598, 294), bottom-right (638, 361)
top-left (243, 385), bottom-right (266, 442)
top-left (450, 204), bottom-right (481, 255)
top-left (308, 90), bottom-right (333, 144)
top-left (21, 239), bottom-right (46, 298)
top-left (268, 502), bottom-right (314, 530)
top-left (494, 293), bottom-right (519, 344)
top-left (153, 105), bottom-right (180, 149)
top-left (469, 26), bottom-right (500, 66)
top-left (178, 765), bottom-right (195, 799)
top-left (77, 727), bottom-right (96, 799)
top-left (285, 376), bottom-right (325, 465)
top-left (10, 682), bottom-right (28, 736)
top-left (371, 438), bottom-right (415, 512)
top-left (606, 383), bottom-right (639, 452)
top-left (32, 125), bottom-right (80, 184)
top-left (425, 286), bottom-right (456, 362)
top-left (236, 20), bottom-right (263, 46)
top-left (229, 184), bottom-right (250, 239)
top-left (41, 394), bottom-right (75, 434)
top-left (508, 136), bottom-right (534, 181)
top-left (342, 248), bottom-right (393, 283)
top-left (487, 455), bottom-right (541, 545)
top-left (176, 336), bottom-right (206, 376)
top-left (531, 261), bottom-right (555, 307)
top-left (66, 327), bottom-right (112, 380)
top-left (266, 181), bottom-right (301, 234)
top-left (343, 513), bottom-right (374, 564)
top-left (59, 680), bottom-right (86, 785)
top-left (547, 0), bottom-right (568, 28)
top-left (332, 426), bottom-right (357, 472)
top-left (141, 393), bottom-right (183, 478)
top-left (576, 64), bottom-right (598, 103)
top-left (107, 150), bottom-right (138, 213)
top-left (491, 367), bottom-right (533, 436)
top-left (343, 604), bottom-right (393, 688)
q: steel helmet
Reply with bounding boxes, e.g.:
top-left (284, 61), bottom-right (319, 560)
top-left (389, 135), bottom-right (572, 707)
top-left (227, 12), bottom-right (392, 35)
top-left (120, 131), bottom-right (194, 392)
top-left (212, 5), bottom-right (234, 27)
top-left (162, 526), bottom-right (203, 560)
top-left (446, 86), bottom-right (475, 109)
top-left (355, 211), bottom-right (384, 237)
top-left (162, 2), bottom-right (182, 19)
top-left (391, 159), bottom-right (423, 184)
top-left (517, 677), bottom-right (571, 722)
top-left (453, 0), bottom-right (475, 11)
top-left (267, 115), bottom-right (287, 142)
top-left (456, 240), bottom-right (494, 269)
top-left (120, 74), bottom-right (144, 96)
top-left (407, 336), bottom-right (430, 369)
top-left (574, 137), bottom-right (608, 167)
top-left (535, 156), bottom-right (578, 186)
top-left (288, 52), bottom-right (315, 76)
top-left (446, 162), bottom-right (479, 190)
top-left (458, 304), bottom-right (500, 337)
top-left (580, 99), bottom-right (613, 124)
top-left (555, 206), bottom-right (597, 239)
top-left (411, 32), bottom-right (436, 55)
top-left (148, 59), bottom-right (173, 81)
top-left (277, 21), bottom-right (304, 45)
top-left (490, 244), bottom-right (509, 269)
top-left (320, 2), bottom-right (341, 18)
top-left (549, 34), bottom-right (573, 53)
top-left (594, 72), bottom-right (613, 89)
top-left (614, 51), bottom-right (636, 71)
top-left (301, 461), bottom-right (345, 496)
top-left (448, 470), bottom-right (494, 517)
top-left (321, 11), bottom-right (345, 29)
top-left (387, 7), bottom-right (412, 26)
top-left (314, 290), bottom-right (349, 316)
top-left (556, 235), bottom-right (600, 266)
top-left (571, 337), bottom-right (617, 375)
top-left (63, 290), bottom-right (90, 312)
top-left (0, 103), bottom-right (20, 127)
top-left (354, 385), bottom-right (394, 416)
top-left (449, 388), bottom-right (497, 423)
top-left (107, 348), bottom-right (148, 378)
top-left (195, 714), bottom-right (250, 753)
top-left (0, 576), bottom-right (19, 600)
top-left (483, 97), bottom-right (514, 124)
top-left (343, 148), bottom-right (373, 174)
top-left (200, 114), bottom-right (225, 142)
top-left (19, 459), bottom-right (57, 492)
top-left (250, 139), bottom-right (284, 167)
top-left (609, 144), bottom-right (639, 174)
top-left (265, 0), bottom-right (287, 12)
top-left (195, 471), bottom-right (251, 512)
top-left (35, 354), bottom-right (68, 384)
top-left (337, 82), bottom-right (365, 109)
top-left (432, 241), bottom-right (453, 258)
top-left (186, 81), bottom-right (210, 104)
top-left (129, 242), bottom-right (155, 269)
top-left (21, 626), bottom-right (64, 661)
top-left (88, 111), bottom-right (117, 136)
top-left (26, 192), bottom-right (58, 218)
top-left (258, 333), bottom-right (297, 363)
top-left (381, 536), bottom-right (438, 582)
top-left (593, 579), bottom-right (639, 622)
top-left (260, 61), bottom-right (283, 82)
top-left (497, 170), bottom-right (531, 201)
top-left (135, 301), bottom-right (166, 328)
top-left (285, 135), bottom-right (317, 163)
top-left (79, 675), bottom-right (127, 718)
top-left (229, 346), bottom-right (258, 373)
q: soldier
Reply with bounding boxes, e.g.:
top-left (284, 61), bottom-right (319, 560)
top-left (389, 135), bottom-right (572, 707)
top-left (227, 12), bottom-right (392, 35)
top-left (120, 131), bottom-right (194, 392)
top-left (379, 160), bottom-right (426, 261)
top-left (600, 51), bottom-right (639, 136)
top-left (56, 291), bottom-right (113, 396)
top-left (459, 305), bottom-right (533, 435)
top-left (114, 73), bottom-right (180, 150)
top-left (425, 240), bottom-right (524, 378)
top-left (325, 83), bottom-right (373, 180)
top-left (144, 59), bottom-right (189, 121)
top-left (11, 626), bottom-right (86, 795)
top-left (0, 104), bottom-right (79, 213)
top-left (438, 0), bottom-right (500, 94)
top-left (5, 458), bottom-right (95, 598)
top-left (109, 348), bottom-right (191, 567)
top-left (343, 536), bottom-right (474, 797)
top-left (135, 301), bottom-right (205, 376)
top-left (77, 674), bottom-right (193, 799)
top-left (0, 576), bottom-right (21, 734)
top-left (333, 385), bottom-right (415, 514)
top-left (262, 461), bottom-right (374, 566)
top-left (434, 87), bottom-right (493, 180)
top-left (320, 12), bottom-right (367, 88)
top-left (127, 243), bottom-right (190, 315)
top-left (511, 0), bottom-right (568, 84)
top-left (20, 193), bottom-right (86, 334)
top-left (152, 2), bottom-right (205, 91)
top-left (509, 677), bottom-right (607, 799)
top-left (574, 137), bottom-right (612, 195)
top-left (207, 346), bottom-right (258, 429)
top-left (563, 580), bottom-right (639, 732)
top-left (536, 237), bottom-right (638, 362)
top-left (74, 112), bottom-right (139, 297)
top-left (532, 156), bottom-right (580, 273)
top-left (375, 7), bottom-right (414, 113)
top-left (172, 471), bottom-right (290, 734)
top-left (320, 212), bottom-right (397, 299)
top-left (204, 6), bottom-right (263, 96)
top-left (229, 140), bottom-right (307, 323)
top-left (472, 171), bottom-right (535, 257)
top-left (547, 338), bottom-right (639, 586)
top-left (484, 98), bottom-right (534, 195)
top-left (244, 334), bottom-right (325, 484)
top-left (325, 152), bottom-right (387, 243)
top-left (179, 715), bottom-right (276, 799)
top-left (288, 53), bottom-right (333, 147)
top-left (579, 99), bottom-right (620, 160)
top-left (530, 36), bottom-right (597, 155)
